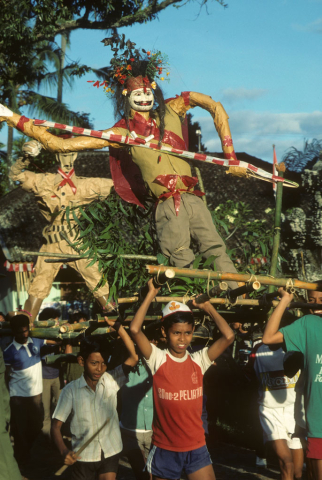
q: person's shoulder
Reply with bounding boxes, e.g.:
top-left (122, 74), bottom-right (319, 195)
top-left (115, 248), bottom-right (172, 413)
top-left (60, 379), bottom-right (79, 397)
top-left (3, 342), bottom-right (14, 361)
top-left (4, 342), bottom-right (14, 353)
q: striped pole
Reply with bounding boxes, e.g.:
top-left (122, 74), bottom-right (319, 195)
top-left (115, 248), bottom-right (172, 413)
top-left (33, 119), bottom-right (298, 188)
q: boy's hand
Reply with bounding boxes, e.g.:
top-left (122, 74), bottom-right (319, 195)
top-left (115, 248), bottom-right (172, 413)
top-left (192, 295), bottom-right (212, 312)
top-left (64, 450), bottom-right (80, 465)
top-left (104, 316), bottom-right (117, 328)
top-left (278, 287), bottom-right (294, 302)
top-left (147, 278), bottom-right (161, 297)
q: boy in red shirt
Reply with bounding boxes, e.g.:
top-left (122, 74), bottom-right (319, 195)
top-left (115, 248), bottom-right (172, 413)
top-left (130, 279), bottom-right (235, 480)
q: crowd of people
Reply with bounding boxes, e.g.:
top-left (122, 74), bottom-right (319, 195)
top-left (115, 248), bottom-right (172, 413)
top-left (1, 281), bottom-right (322, 480)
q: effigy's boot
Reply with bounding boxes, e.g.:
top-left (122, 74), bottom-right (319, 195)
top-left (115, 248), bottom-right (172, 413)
top-left (24, 295), bottom-right (43, 325)
top-left (97, 295), bottom-right (116, 314)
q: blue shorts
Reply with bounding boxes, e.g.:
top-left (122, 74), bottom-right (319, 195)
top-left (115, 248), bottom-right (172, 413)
top-left (146, 444), bottom-right (212, 479)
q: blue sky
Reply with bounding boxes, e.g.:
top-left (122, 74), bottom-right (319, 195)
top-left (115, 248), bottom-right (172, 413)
top-left (2, 0), bottom-right (322, 164)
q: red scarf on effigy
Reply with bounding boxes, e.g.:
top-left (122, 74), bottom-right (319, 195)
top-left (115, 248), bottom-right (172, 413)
top-left (57, 168), bottom-right (77, 194)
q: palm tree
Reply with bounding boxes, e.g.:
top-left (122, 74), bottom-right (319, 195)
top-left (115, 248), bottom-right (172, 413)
top-left (1, 37), bottom-right (102, 190)
top-left (283, 139), bottom-right (322, 173)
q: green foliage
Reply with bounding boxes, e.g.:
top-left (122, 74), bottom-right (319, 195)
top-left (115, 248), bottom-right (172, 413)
top-left (65, 193), bottom-right (156, 302)
top-left (211, 200), bottom-right (274, 275)
top-left (65, 196), bottom-right (274, 303)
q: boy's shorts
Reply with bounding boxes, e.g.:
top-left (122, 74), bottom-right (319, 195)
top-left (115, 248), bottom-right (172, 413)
top-left (259, 404), bottom-right (302, 449)
top-left (146, 444), bottom-right (212, 480)
top-left (307, 438), bottom-right (322, 459)
top-left (71, 451), bottom-right (119, 480)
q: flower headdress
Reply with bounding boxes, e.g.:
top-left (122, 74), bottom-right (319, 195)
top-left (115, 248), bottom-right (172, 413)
top-left (87, 33), bottom-right (170, 98)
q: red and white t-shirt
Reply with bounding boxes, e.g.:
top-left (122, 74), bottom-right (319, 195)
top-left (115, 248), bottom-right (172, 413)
top-left (146, 344), bottom-right (212, 452)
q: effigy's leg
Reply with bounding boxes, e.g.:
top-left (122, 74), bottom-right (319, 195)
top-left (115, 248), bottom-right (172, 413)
top-left (25, 244), bottom-right (63, 322)
top-left (66, 242), bottom-right (114, 312)
top-left (185, 195), bottom-right (239, 289)
top-left (155, 197), bottom-right (195, 268)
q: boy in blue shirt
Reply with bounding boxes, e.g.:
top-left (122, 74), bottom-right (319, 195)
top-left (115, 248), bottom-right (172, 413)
top-left (4, 312), bottom-right (60, 468)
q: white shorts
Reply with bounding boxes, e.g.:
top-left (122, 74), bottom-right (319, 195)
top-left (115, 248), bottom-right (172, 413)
top-left (259, 404), bottom-right (302, 449)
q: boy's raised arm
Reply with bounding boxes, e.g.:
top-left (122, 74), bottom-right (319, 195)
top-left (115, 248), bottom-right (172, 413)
top-left (193, 298), bottom-right (235, 362)
top-left (130, 279), bottom-right (160, 360)
top-left (104, 317), bottom-right (138, 367)
top-left (262, 288), bottom-right (293, 345)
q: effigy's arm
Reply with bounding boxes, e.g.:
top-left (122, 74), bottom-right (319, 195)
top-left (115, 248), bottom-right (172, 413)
top-left (168, 91), bottom-right (236, 161)
top-left (0, 108), bottom-right (122, 153)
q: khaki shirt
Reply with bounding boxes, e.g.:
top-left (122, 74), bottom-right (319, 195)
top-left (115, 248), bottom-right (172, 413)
top-left (10, 159), bottom-right (113, 225)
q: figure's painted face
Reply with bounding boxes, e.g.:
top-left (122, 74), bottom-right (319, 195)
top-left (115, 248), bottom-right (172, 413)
top-left (129, 88), bottom-right (154, 112)
top-left (56, 152), bottom-right (78, 173)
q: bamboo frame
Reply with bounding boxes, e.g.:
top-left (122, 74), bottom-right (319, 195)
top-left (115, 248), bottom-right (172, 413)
top-left (145, 265), bottom-right (319, 290)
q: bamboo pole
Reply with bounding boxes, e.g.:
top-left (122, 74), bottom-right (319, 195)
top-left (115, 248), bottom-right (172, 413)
top-left (21, 251), bottom-right (158, 262)
top-left (269, 158), bottom-right (284, 293)
top-left (45, 353), bottom-right (77, 365)
top-left (145, 265), bottom-right (319, 290)
top-left (34, 320), bottom-right (68, 327)
top-left (118, 295), bottom-right (281, 307)
top-left (59, 321), bottom-right (103, 333)
top-left (117, 295), bottom-right (322, 311)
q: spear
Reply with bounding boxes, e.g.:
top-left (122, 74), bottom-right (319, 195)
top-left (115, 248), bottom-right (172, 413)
top-left (145, 265), bottom-right (319, 291)
top-left (55, 419), bottom-right (109, 476)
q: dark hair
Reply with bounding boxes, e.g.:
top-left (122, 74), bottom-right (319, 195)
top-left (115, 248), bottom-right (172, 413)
top-left (113, 59), bottom-right (166, 145)
top-left (162, 312), bottom-right (194, 334)
top-left (10, 314), bottom-right (29, 331)
top-left (78, 337), bottom-right (109, 363)
top-left (70, 311), bottom-right (88, 324)
top-left (0, 311), bottom-right (5, 318)
top-left (39, 307), bottom-right (60, 321)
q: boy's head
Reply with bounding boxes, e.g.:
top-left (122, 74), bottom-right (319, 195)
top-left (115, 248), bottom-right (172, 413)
top-left (308, 281), bottom-right (322, 315)
top-left (10, 314), bottom-right (30, 344)
top-left (70, 311), bottom-right (88, 324)
top-left (77, 337), bottom-right (109, 383)
top-left (161, 302), bottom-right (194, 357)
top-left (39, 307), bottom-right (60, 321)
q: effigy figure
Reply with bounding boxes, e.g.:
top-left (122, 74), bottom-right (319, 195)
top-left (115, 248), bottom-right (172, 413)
top-left (9, 141), bottom-right (113, 322)
top-left (0, 36), bottom-right (240, 288)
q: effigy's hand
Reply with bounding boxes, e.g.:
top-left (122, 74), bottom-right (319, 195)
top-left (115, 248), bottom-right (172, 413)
top-left (0, 104), bottom-right (13, 118)
top-left (22, 140), bottom-right (43, 157)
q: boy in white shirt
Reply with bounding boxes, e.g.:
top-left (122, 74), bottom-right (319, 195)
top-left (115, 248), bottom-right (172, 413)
top-left (51, 318), bottom-right (137, 480)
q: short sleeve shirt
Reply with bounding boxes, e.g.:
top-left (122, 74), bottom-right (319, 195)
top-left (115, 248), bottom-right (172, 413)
top-left (120, 360), bottom-right (153, 431)
top-left (53, 365), bottom-right (127, 461)
top-left (146, 344), bottom-right (212, 452)
top-left (280, 315), bottom-right (322, 438)
top-left (4, 337), bottom-right (45, 397)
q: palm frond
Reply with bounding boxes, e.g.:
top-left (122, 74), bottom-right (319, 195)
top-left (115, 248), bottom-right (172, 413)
top-left (25, 91), bottom-right (92, 127)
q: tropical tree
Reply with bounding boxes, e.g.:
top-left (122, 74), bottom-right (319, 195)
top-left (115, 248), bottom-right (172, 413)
top-left (283, 138), bottom-right (322, 173)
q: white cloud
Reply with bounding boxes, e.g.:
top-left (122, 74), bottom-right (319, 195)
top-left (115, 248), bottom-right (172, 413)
top-left (221, 87), bottom-right (268, 104)
top-left (293, 17), bottom-right (322, 34)
top-left (195, 110), bottom-right (322, 163)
